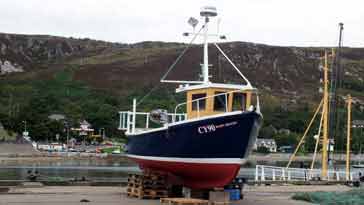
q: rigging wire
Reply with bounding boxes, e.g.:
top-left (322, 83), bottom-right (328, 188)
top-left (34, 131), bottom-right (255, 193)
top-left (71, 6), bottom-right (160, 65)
top-left (135, 23), bottom-right (206, 106)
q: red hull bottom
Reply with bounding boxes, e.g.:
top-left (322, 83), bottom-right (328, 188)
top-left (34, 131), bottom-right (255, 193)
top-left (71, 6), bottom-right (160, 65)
top-left (129, 157), bottom-right (241, 189)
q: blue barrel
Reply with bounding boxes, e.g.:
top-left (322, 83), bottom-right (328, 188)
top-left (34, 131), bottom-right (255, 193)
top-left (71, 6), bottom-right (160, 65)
top-left (225, 189), bottom-right (241, 201)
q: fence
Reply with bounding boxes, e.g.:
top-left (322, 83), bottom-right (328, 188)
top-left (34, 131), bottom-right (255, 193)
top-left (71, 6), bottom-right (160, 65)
top-left (255, 165), bottom-right (357, 182)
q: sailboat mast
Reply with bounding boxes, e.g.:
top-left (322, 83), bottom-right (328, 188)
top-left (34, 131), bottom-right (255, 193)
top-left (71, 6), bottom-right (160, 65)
top-left (322, 50), bottom-right (329, 179)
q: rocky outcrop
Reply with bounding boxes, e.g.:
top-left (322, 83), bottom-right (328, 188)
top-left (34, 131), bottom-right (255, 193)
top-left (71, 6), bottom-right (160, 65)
top-left (0, 33), bottom-right (126, 74)
top-left (0, 60), bottom-right (23, 74)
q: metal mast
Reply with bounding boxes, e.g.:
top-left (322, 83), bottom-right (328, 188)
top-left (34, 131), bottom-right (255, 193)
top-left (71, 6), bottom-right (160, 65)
top-left (202, 17), bottom-right (209, 83)
top-left (346, 94), bottom-right (352, 180)
top-left (329, 23), bottom-right (344, 152)
top-left (200, 6), bottom-right (217, 83)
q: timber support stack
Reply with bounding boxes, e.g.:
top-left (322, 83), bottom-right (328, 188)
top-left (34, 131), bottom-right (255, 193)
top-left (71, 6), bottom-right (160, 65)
top-left (127, 173), bottom-right (168, 199)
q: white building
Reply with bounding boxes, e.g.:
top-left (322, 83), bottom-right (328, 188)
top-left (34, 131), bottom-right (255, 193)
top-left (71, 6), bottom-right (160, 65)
top-left (254, 138), bottom-right (277, 153)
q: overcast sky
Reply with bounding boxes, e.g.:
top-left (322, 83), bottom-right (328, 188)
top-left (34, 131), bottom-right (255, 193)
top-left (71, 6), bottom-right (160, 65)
top-left (1, 0), bottom-right (363, 47)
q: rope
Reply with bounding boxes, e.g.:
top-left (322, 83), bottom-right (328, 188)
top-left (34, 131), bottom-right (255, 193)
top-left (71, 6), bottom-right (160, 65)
top-left (135, 23), bottom-right (206, 106)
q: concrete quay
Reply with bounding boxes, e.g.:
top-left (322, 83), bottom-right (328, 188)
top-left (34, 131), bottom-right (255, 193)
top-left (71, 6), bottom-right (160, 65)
top-left (0, 185), bottom-right (352, 205)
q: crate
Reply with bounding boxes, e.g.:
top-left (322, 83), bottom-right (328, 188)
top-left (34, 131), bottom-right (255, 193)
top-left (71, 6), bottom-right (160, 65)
top-left (127, 187), bottom-right (168, 199)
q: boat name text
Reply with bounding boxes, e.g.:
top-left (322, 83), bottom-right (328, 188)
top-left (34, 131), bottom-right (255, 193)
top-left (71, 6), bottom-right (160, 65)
top-left (198, 121), bottom-right (238, 134)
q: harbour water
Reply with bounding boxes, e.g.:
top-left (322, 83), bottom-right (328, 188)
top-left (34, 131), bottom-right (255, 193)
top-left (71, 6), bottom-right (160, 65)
top-left (0, 158), bottom-right (258, 181)
top-left (0, 155), bottom-right (361, 181)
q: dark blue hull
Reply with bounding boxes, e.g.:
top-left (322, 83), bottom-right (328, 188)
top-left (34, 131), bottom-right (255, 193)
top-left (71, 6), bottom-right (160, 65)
top-left (127, 111), bottom-right (262, 159)
top-left (126, 111), bottom-right (262, 188)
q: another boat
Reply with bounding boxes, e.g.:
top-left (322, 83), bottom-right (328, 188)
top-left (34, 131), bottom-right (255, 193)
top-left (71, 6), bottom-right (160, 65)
top-left (353, 146), bottom-right (364, 168)
top-left (352, 164), bottom-right (364, 169)
top-left (118, 6), bottom-right (262, 189)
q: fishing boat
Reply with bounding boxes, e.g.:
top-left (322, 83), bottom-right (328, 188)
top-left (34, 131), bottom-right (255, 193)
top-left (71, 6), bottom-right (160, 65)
top-left (352, 147), bottom-right (364, 169)
top-left (352, 164), bottom-right (364, 169)
top-left (118, 6), bottom-right (262, 189)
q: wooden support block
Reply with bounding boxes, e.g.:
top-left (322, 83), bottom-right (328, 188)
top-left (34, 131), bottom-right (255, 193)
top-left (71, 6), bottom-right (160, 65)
top-left (160, 198), bottom-right (209, 205)
top-left (209, 191), bottom-right (230, 204)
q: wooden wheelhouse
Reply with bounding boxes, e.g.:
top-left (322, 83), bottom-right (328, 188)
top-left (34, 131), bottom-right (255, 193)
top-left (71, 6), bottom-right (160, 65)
top-left (176, 83), bottom-right (255, 119)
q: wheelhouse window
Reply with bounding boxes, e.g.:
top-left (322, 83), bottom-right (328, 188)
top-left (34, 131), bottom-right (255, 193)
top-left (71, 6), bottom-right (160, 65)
top-left (214, 92), bottom-right (228, 112)
top-left (232, 92), bottom-right (246, 111)
top-left (192, 93), bottom-right (206, 111)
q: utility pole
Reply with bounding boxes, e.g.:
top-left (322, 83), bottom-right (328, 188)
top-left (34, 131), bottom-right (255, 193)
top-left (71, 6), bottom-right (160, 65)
top-left (346, 94), bottom-right (352, 180)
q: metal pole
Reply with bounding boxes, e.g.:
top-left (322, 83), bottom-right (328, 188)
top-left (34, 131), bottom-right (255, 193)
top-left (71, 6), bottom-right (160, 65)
top-left (203, 17), bottom-right (209, 83)
top-left (66, 124), bottom-right (69, 152)
top-left (132, 99), bottom-right (136, 134)
top-left (146, 113), bottom-right (150, 128)
top-left (346, 94), bottom-right (352, 180)
top-left (126, 113), bottom-right (130, 134)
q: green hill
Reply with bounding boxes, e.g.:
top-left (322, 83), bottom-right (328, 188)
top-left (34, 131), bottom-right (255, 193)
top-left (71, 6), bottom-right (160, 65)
top-left (1, 33), bottom-right (364, 151)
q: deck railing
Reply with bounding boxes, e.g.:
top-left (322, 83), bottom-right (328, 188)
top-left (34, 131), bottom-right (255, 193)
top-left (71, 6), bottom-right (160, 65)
top-left (255, 165), bottom-right (357, 182)
top-left (118, 100), bottom-right (187, 134)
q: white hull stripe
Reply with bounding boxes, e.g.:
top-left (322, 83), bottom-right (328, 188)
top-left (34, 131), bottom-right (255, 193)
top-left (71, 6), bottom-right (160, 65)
top-left (126, 154), bottom-right (247, 164)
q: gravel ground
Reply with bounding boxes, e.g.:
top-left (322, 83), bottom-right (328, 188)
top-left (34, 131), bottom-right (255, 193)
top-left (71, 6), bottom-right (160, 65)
top-left (0, 185), bottom-right (352, 205)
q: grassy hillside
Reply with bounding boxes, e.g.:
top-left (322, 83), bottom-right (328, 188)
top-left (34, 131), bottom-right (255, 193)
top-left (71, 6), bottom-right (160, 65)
top-left (1, 33), bottom-right (364, 151)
